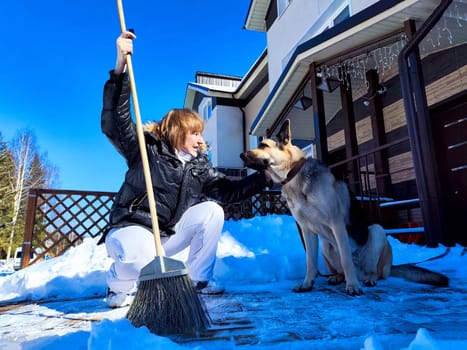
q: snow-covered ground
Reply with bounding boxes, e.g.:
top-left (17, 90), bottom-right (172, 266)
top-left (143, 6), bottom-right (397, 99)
top-left (0, 214), bottom-right (466, 350)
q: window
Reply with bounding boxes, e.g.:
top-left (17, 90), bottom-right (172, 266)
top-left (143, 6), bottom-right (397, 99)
top-left (333, 5), bottom-right (349, 26)
top-left (316, 3), bottom-right (350, 35)
top-left (199, 97), bottom-right (212, 121)
top-left (277, 0), bottom-right (291, 16)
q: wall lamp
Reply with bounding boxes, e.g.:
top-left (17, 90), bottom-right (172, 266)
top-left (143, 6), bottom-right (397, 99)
top-left (317, 77), bottom-right (340, 93)
top-left (294, 95), bottom-right (313, 110)
top-left (363, 85), bottom-right (387, 106)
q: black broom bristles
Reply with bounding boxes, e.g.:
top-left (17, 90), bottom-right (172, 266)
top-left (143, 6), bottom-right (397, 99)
top-left (126, 274), bottom-right (211, 336)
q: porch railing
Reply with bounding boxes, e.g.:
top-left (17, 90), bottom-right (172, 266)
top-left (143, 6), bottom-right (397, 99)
top-left (329, 136), bottom-right (423, 238)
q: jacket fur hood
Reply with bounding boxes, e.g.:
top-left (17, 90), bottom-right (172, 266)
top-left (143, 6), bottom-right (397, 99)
top-left (143, 122), bottom-right (160, 136)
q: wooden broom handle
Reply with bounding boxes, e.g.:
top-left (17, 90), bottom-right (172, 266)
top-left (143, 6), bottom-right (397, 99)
top-left (117, 0), bottom-right (164, 257)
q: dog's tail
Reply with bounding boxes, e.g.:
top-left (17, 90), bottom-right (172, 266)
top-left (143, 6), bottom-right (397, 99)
top-left (390, 264), bottom-right (449, 287)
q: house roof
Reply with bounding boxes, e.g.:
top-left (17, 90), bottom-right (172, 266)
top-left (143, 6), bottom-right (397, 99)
top-left (249, 0), bottom-right (441, 136)
top-left (184, 50), bottom-right (268, 108)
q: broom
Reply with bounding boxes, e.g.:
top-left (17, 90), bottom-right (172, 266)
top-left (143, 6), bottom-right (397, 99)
top-left (116, 0), bottom-right (211, 335)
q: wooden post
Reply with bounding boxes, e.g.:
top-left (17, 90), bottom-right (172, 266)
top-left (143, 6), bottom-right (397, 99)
top-left (21, 189), bottom-right (38, 268)
top-left (366, 69), bottom-right (391, 197)
top-left (400, 19), bottom-right (446, 246)
top-left (310, 63), bottom-right (328, 163)
top-left (340, 71), bottom-right (360, 194)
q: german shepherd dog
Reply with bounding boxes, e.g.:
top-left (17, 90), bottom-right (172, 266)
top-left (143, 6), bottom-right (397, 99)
top-left (241, 120), bottom-right (448, 295)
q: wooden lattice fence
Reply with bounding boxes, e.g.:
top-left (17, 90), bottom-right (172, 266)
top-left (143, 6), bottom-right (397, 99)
top-left (20, 189), bottom-right (116, 268)
top-left (223, 190), bottom-right (290, 220)
top-left (19, 188), bottom-right (289, 268)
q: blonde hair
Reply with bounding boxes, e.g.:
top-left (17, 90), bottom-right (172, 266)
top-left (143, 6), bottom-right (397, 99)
top-left (144, 109), bottom-right (205, 151)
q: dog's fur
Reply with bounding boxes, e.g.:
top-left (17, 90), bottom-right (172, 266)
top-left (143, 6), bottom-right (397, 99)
top-left (241, 120), bottom-right (448, 295)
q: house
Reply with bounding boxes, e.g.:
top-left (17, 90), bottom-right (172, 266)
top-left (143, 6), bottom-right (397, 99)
top-left (16, 0), bottom-right (466, 270)
top-left (184, 54), bottom-right (270, 179)
top-left (184, 0), bottom-right (466, 247)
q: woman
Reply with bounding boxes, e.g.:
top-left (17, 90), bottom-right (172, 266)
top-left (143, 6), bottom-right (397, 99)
top-left (99, 31), bottom-right (271, 308)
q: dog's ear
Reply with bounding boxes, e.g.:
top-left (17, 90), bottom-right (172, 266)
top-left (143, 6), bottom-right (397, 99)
top-left (276, 119), bottom-right (291, 145)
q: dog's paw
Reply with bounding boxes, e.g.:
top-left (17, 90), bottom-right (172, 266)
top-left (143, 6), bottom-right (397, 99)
top-left (345, 284), bottom-right (364, 296)
top-left (328, 274), bottom-right (345, 285)
top-left (292, 282), bottom-right (314, 293)
top-left (364, 279), bottom-right (377, 287)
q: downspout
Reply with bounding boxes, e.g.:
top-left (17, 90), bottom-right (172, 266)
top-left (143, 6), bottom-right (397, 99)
top-left (398, 0), bottom-right (452, 246)
top-left (239, 106), bottom-right (249, 177)
top-left (240, 107), bottom-right (247, 153)
top-left (232, 92), bottom-right (248, 177)
top-left (232, 92), bottom-right (247, 153)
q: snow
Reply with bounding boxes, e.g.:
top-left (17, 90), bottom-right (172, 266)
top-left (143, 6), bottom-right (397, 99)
top-left (0, 214), bottom-right (466, 350)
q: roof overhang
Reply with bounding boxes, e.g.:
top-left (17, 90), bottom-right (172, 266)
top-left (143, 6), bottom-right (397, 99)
top-left (184, 83), bottom-right (235, 108)
top-left (184, 50), bottom-right (268, 109)
top-left (244, 0), bottom-right (271, 32)
top-left (250, 0), bottom-right (441, 136)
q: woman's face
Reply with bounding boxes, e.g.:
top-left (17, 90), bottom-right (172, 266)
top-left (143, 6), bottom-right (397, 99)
top-left (182, 131), bottom-right (204, 157)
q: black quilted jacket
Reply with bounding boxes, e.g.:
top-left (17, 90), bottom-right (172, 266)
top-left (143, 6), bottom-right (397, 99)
top-left (98, 71), bottom-right (269, 243)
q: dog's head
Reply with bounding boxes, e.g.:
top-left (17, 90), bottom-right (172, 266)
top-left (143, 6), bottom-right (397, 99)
top-left (240, 120), bottom-right (306, 183)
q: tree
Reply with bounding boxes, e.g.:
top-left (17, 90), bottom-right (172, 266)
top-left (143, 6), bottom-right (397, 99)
top-left (0, 132), bottom-right (15, 259)
top-left (3, 129), bottom-right (58, 260)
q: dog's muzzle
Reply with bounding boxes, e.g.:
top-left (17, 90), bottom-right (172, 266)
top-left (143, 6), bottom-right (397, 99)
top-left (240, 152), bottom-right (268, 171)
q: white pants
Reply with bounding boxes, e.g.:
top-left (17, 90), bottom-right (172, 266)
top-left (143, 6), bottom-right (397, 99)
top-left (105, 201), bottom-right (225, 294)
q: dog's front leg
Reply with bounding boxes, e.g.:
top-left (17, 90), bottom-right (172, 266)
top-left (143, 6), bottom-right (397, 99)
top-left (332, 222), bottom-right (363, 295)
top-left (293, 231), bottom-right (319, 293)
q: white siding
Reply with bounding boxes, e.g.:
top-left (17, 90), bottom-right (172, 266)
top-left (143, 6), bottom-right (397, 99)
top-left (266, 0), bottom-right (379, 88)
top-left (267, 0), bottom-right (327, 86)
top-left (216, 106), bottom-right (244, 168)
top-left (203, 106), bottom-right (218, 166)
top-left (351, 0), bottom-right (378, 14)
top-left (244, 83), bottom-right (270, 149)
top-left (203, 105), bottom-right (244, 168)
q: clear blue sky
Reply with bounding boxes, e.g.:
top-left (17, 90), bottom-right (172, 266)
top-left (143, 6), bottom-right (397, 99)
top-left (0, 0), bottom-right (266, 192)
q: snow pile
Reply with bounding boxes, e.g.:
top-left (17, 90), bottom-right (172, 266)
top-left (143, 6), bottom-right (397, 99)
top-left (0, 214), bottom-right (466, 350)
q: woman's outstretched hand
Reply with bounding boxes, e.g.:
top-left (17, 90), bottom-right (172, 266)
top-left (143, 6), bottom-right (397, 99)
top-left (115, 31), bottom-right (137, 75)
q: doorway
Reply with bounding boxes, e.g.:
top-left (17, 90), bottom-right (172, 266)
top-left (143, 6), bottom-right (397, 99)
top-left (431, 95), bottom-right (467, 246)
